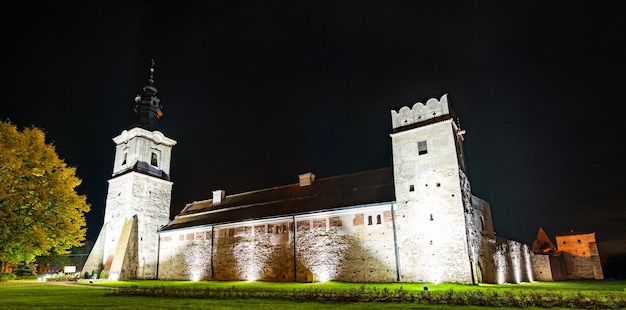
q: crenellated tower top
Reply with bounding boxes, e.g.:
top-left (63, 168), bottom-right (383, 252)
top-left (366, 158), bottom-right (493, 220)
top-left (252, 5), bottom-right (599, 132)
top-left (390, 94), bottom-right (455, 132)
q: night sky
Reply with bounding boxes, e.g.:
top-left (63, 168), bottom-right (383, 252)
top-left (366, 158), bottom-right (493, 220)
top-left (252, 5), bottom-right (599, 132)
top-left (2, 2), bottom-right (625, 255)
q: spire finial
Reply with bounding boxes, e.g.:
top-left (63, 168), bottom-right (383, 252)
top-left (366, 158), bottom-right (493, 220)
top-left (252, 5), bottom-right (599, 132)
top-left (143, 59), bottom-right (157, 95)
top-left (150, 59), bottom-right (155, 79)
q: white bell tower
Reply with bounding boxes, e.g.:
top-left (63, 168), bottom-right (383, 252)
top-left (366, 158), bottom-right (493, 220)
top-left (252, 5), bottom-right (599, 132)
top-left (83, 61), bottom-right (176, 280)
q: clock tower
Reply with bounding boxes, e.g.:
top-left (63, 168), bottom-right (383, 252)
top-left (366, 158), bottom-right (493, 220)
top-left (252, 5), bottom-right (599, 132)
top-left (83, 61), bottom-right (176, 280)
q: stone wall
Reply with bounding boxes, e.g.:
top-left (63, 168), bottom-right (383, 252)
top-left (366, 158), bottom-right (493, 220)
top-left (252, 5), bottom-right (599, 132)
top-left (391, 119), bottom-right (474, 283)
top-left (529, 252), bottom-right (553, 281)
top-left (330, 211), bottom-right (398, 283)
top-left (159, 204), bottom-right (400, 282)
top-left (561, 252), bottom-right (603, 280)
top-left (84, 171), bottom-right (172, 280)
top-left (157, 200), bottom-right (521, 284)
top-left (130, 173), bottom-right (173, 279)
top-left (549, 254), bottom-right (568, 280)
top-left (490, 238), bottom-right (533, 284)
top-left (527, 233), bottom-right (604, 281)
top-left (555, 233), bottom-right (603, 279)
top-left (157, 230), bottom-right (213, 280)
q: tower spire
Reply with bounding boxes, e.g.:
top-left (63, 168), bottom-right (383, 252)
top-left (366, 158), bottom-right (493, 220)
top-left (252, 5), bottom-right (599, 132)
top-left (132, 59), bottom-right (164, 131)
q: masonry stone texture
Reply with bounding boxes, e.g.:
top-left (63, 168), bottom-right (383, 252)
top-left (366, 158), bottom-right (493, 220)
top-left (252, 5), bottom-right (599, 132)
top-left (86, 88), bottom-right (601, 284)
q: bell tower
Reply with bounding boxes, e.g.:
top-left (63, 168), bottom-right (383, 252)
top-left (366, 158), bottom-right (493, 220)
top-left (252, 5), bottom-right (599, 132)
top-left (83, 61), bottom-right (176, 280)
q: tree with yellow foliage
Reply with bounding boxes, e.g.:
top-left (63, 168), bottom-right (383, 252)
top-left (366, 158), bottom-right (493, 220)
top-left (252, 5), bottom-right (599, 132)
top-left (0, 121), bottom-right (90, 272)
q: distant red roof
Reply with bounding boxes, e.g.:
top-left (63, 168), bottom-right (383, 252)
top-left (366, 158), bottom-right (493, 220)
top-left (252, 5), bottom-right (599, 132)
top-left (531, 226), bottom-right (557, 254)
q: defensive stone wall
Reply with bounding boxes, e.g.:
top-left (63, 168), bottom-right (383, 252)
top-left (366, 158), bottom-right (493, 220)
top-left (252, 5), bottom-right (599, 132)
top-left (466, 194), bottom-right (496, 283)
top-left (158, 230), bottom-right (213, 280)
top-left (555, 233), bottom-right (603, 279)
top-left (158, 197), bottom-right (529, 285)
top-left (489, 238), bottom-right (533, 284)
top-left (529, 252), bottom-right (553, 281)
top-left (549, 254), bottom-right (569, 281)
top-left (561, 252), bottom-right (604, 280)
top-left (158, 204), bottom-right (400, 282)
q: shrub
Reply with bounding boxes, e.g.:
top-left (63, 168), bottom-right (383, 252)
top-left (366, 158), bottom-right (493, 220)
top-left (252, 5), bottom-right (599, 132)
top-left (0, 272), bottom-right (17, 282)
top-left (42, 272), bottom-right (79, 282)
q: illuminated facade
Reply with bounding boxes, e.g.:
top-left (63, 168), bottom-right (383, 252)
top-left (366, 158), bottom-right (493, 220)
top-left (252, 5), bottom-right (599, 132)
top-left (84, 63), bottom-right (533, 283)
top-left (157, 94), bottom-right (533, 284)
top-left (83, 62), bottom-right (177, 280)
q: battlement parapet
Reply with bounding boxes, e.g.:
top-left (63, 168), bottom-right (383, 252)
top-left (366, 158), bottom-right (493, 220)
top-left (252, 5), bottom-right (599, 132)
top-left (391, 94), bottom-right (450, 129)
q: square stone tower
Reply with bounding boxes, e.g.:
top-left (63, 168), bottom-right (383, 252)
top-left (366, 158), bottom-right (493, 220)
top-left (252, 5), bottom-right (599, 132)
top-left (83, 62), bottom-right (176, 280)
top-left (390, 94), bottom-right (475, 284)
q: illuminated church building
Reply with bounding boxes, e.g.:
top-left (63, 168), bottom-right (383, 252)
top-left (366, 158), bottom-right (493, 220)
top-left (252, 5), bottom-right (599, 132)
top-left (85, 64), bottom-right (547, 284)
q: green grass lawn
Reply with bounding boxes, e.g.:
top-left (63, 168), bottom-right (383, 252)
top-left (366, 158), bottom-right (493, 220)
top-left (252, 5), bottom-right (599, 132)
top-left (0, 279), bottom-right (624, 309)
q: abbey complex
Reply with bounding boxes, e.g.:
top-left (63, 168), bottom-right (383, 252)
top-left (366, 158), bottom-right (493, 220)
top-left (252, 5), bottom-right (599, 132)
top-left (83, 64), bottom-right (603, 284)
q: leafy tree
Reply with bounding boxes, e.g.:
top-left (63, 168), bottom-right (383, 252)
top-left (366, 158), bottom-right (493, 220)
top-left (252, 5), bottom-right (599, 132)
top-left (0, 120), bottom-right (90, 272)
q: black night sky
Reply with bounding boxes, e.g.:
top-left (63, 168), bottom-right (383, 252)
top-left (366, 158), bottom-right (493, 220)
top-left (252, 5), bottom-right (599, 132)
top-left (2, 2), bottom-right (625, 256)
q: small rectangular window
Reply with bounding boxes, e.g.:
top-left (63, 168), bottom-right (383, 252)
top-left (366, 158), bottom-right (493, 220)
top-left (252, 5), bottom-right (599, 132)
top-left (418, 141), bottom-right (428, 155)
top-left (367, 216), bottom-right (373, 225)
top-left (376, 215), bottom-right (382, 224)
top-left (409, 185), bottom-right (414, 192)
top-left (151, 152), bottom-right (158, 166)
top-left (122, 153), bottom-right (127, 165)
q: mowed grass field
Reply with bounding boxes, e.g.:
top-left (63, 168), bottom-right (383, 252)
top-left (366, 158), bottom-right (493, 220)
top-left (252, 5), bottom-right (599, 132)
top-left (0, 279), bottom-right (624, 309)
